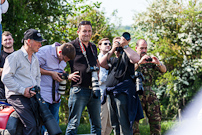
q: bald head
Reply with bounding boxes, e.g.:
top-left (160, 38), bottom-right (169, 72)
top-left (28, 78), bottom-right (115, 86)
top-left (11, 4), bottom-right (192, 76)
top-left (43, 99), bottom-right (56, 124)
top-left (136, 39), bottom-right (148, 57)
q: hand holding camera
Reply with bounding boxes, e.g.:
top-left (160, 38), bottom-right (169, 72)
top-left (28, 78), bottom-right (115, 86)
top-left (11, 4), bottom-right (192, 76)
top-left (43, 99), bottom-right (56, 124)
top-left (138, 55), bottom-right (153, 65)
top-left (119, 32), bottom-right (131, 48)
top-left (24, 86), bottom-right (36, 98)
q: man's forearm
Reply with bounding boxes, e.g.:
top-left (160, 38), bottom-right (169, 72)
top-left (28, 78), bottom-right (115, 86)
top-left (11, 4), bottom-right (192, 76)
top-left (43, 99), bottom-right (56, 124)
top-left (157, 62), bottom-right (167, 73)
top-left (99, 50), bottom-right (114, 69)
top-left (123, 47), bottom-right (140, 64)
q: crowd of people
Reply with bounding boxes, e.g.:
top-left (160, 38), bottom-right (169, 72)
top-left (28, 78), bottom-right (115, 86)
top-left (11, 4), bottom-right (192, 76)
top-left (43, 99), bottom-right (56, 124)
top-left (0, 1), bottom-right (167, 134)
top-left (0, 21), bottom-right (167, 135)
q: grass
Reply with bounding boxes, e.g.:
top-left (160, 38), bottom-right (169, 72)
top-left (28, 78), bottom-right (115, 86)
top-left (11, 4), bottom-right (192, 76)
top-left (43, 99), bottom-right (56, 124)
top-left (59, 121), bottom-right (175, 135)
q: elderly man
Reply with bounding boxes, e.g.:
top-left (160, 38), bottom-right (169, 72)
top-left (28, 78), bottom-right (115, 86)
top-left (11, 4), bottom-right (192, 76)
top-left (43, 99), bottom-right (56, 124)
top-left (2, 29), bottom-right (46, 135)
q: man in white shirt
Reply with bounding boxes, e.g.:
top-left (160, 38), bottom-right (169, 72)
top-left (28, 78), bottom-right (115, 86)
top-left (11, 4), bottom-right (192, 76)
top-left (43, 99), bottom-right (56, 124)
top-left (2, 28), bottom-right (46, 135)
top-left (98, 38), bottom-right (112, 135)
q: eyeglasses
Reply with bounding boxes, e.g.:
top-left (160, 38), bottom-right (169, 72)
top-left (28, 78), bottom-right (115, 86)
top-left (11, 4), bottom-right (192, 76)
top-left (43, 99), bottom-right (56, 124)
top-left (103, 43), bottom-right (111, 46)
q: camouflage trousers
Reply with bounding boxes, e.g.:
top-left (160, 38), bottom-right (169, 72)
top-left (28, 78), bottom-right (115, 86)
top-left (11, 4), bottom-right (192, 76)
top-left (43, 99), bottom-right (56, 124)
top-left (133, 88), bottom-right (161, 135)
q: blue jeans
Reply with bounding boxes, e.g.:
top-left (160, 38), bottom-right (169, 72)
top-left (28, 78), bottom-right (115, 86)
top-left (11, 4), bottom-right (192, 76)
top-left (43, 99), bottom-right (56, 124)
top-left (108, 93), bottom-right (133, 135)
top-left (41, 101), bottom-right (61, 134)
top-left (65, 87), bottom-right (101, 135)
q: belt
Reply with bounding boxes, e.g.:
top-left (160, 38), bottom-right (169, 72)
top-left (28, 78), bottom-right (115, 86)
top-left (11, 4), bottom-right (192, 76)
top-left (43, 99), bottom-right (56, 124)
top-left (72, 86), bottom-right (92, 90)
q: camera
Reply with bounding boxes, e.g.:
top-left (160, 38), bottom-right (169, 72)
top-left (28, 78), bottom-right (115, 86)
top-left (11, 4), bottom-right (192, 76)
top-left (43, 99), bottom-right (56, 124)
top-left (115, 47), bottom-right (123, 52)
top-left (131, 71), bottom-right (145, 95)
top-left (58, 73), bottom-right (69, 95)
top-left (30, 86), bottom-right (62, 135)
top-left (122, 32), bottom-right (131, 41)
top-left (91, 71), bottom-right (100, 98)
top-left (86, 66), bottom-right (99, 73)
top-left (146, 57), bottom-right (152, 62)
top-left (86, 66), bottom-right (100, 98)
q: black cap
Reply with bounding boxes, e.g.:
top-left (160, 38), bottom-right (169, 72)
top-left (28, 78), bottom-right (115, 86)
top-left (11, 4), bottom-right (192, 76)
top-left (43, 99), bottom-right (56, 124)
top-left (21, 29), bottom-right (46, 43)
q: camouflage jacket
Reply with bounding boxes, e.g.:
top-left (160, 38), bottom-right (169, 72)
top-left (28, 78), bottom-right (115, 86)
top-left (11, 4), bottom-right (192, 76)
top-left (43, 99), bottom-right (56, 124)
top-left (136, 63), bottom-right (162, 87)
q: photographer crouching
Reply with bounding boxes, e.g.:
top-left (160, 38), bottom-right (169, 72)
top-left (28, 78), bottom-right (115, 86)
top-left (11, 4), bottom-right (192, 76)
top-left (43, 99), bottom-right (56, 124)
top-left (100, 34), bottom-right (144, 135)
top-left (36, 42), bottom-right (76, 135)
top-left (1, 29), bottom-right (46, 135)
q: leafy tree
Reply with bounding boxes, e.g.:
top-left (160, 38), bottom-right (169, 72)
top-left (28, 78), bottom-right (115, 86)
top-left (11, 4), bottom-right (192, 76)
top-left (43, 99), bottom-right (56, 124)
top-left (2, 0), bottom-right (119, 125)
top-left (132, 0), bottom-right (202, 120)
top-left (2, 0), bottom-right (70, 49)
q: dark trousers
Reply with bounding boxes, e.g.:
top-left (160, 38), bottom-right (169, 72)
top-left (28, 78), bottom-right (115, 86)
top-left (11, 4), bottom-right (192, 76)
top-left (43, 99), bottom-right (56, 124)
top-left (7, 95), bottom-right (40, 135)
top-left (0, 87), bottom-right (5, 99)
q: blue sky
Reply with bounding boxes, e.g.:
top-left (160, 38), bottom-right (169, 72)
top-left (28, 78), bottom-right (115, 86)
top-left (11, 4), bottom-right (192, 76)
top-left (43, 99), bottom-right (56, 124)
top-left (96, 0), bottom-right (150, 26)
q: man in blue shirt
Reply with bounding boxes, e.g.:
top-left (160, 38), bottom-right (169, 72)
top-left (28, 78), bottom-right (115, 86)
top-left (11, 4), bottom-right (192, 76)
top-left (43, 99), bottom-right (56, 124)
top-left (36, 42), bottom-right (76, 134)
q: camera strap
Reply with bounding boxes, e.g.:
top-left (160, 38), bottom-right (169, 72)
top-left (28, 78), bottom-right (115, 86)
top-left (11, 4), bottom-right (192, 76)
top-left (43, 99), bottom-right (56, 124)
top-left (52, 79), bottom-right (60, 103)
top-left (79, 40), bottom-right (99, 68)
top-left (52, 79), bottom-right (55, 102)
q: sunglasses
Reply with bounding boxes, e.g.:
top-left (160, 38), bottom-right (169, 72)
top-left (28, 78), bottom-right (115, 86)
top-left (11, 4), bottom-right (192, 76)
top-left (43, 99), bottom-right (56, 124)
top-left (103, 43), bottom-right (111, 46)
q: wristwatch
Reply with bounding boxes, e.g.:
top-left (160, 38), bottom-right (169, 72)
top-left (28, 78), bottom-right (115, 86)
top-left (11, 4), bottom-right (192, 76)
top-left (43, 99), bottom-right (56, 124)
top-left (157, 62), bottom-right (162, 67)
top-left (123, 45), bottom-right (129, 49)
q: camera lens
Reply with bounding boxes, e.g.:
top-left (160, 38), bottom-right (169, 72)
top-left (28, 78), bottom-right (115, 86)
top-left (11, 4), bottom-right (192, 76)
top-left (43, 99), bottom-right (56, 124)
top-left (122, 32), bottom-right (131, 41)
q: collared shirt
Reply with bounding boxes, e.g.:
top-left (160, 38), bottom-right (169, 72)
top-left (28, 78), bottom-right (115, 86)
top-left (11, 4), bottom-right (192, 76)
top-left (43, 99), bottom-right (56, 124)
top-left (98, 52), bottom-right (109, 95)
top-left (36, 43), bottom-right (66, 103)
top-left (0, 0), bottom-right (9, 23)
top-left (1, 46), bottom-right (41, 98)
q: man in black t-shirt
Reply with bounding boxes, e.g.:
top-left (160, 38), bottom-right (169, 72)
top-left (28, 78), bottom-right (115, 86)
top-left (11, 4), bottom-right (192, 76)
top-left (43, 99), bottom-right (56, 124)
top-left (100, 37), bottom-right (143, 135)
top-left (0, 31), bottom-right (14, 99)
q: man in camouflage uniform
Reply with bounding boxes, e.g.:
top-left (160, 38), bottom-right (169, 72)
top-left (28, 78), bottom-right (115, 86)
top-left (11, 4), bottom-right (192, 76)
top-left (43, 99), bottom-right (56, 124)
top-left (133, 39), bottom-right (167, 135)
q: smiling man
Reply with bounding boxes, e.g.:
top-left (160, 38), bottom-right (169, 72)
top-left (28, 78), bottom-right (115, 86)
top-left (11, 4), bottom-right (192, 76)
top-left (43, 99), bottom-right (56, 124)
top-left (1, 28), bottom-right (46, 135)
top-left (0, 31), bottom-right (14, 99)
top-left (65, 21), bottom-right (101, 135)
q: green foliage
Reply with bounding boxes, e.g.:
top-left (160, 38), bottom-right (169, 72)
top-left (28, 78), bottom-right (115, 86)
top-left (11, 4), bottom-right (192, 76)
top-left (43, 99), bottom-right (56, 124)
top-left (54, 0), bottom-right (119, 44)
top-left (2, 0), bottom-right (70, 49)
top-left (132, 0), bottom-right (202, 120)
top-left (3, 0), bottom-right (119, 125)
top-left (60, 121), bottom-right (176, 135)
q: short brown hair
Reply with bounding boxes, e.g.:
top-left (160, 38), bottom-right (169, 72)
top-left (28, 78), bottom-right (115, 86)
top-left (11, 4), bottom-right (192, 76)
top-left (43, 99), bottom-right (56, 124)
top-left (2, 31), bottom-right (12, 37)
top-left (61, 43), bottom-right (76, 60)
top-left (78, 21), bottom-right (92, 31)
top-left (98, 38), bottom-right (110, 46)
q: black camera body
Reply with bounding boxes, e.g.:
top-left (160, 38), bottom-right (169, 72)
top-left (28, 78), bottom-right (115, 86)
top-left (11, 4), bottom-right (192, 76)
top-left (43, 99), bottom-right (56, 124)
top-left (116, 47), bottom-right (123, 52)
top-left (146, 57), bottom-right (153, 62)
top-left (58, 73), bottom-right (69, 95)
top-left (30, 86), bottom-right (62, 135)
top-left (86, 66), bottom-right (99, 73)
top-left (131, 71), bottom-right (145, 95)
